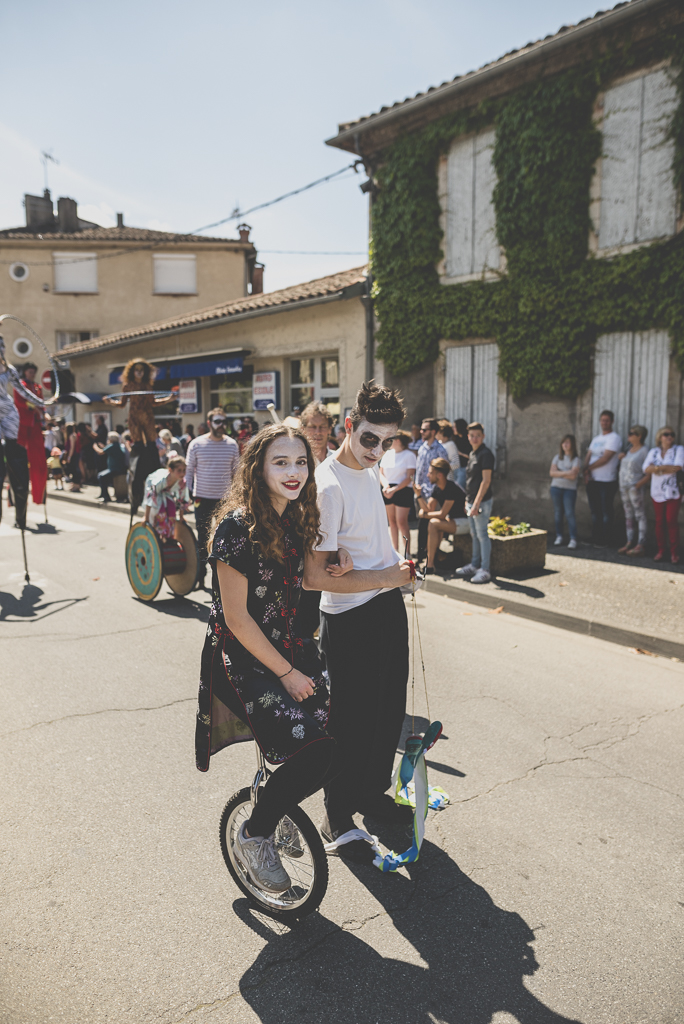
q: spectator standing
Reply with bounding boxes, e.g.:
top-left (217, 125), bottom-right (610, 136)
top-left (408, 424), bottom-right (422, 453)
top-left (584, 411), bottom-right (621, 545)
top-left (180, 423), bottom-right (195, 453)
top-left (549, 434), bottom-right (580, 548)
top-left (185, 408), bottom-right (240, 586)
top-left (617, 425), bottom-right (649, 556)
top-left (452, 419), bottom-right (472, 490)
top-left (94, 415), bottom-right (108, 445)
top-left (379, 430), bottom-right (417, 552)
top-left (300, 401), bottom-right (334, 464)
top-left (436, 422), bottom-right (460, 480)
top-left (416, 457), bottom-right (468, 574)
top-left (455, 422), bottom-right (495, 584)
top-left (414, 418), bottom-right (448, 559)
top-left (94, 431), bottom-right (127, 503)
top-left (197, 423), bottom-right (208, 436)
top-left (643, 426), bottom-right (684, 564)
top-left (44, 417), bottom-right (60, 460)
top-left (65, 422), bottom-right (82, 491)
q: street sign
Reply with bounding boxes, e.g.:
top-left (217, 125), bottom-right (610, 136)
top-left (253, 370), bottom-right (280, 411)
top-left (178, 379), bottom-right (199, 414)
top-left (41, 370), bottom-right (53, 391)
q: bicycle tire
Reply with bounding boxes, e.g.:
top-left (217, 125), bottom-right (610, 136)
top-left (219, 787), bottom-right (329, 919)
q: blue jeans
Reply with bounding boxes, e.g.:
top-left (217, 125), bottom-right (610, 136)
top-left (455, 466), bottom-right (467, 490)
top-left (466, 497), bottom-right (493, 571)
top-left (550, 487), bottom-right (577, 541)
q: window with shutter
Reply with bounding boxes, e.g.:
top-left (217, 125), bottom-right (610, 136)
top-left (592, 330), bottom-right (670, 445)
top-left (441, 128), bottom-right (501, 282)
top-left (153, 254), bottom-right (197, 294)
top-left (445, 342), bottom-right (499, 448)
top-left (53, 253), bottom-right (98, 293)
top-left (598, 67), bottom-right (678, 252)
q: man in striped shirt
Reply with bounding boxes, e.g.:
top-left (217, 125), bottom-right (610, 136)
top-left (185, 408), bottom-right (240, 587)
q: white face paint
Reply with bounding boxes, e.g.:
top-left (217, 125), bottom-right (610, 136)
top-left (263, 436), bottom-right (309, 505)
top-left (347, 417), bottom-right (399, 470)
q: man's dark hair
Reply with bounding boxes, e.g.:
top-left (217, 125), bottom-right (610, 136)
top-left (421, 418), bottom-right (439, 433)
top-left (599, 409), bottom-right (614, 422)
top-left (468, 422), bottom-right (484, 434)
top-left (349, 381), bottom-right (405, 430)
top-left (20, 362), bottom-right (38, 375)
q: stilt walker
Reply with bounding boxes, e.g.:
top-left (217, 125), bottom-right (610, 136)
top-left (13, 360), bottom-right (48, 508)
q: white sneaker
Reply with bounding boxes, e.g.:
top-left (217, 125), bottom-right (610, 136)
top-left (455, 563), bottom-right (477, 578)
top-left (554, 535), bottom-right (563, 546)
top-left (234, 823), bottom-right (291, 892)
top-left (568, 539), bottom-right (577, 550)
top-left (470, 569), bottom-right (491, 584)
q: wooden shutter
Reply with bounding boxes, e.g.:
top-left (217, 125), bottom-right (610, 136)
top-left (53, 253), bottom-right (98, 293)
top-left (153, 254), bottom-right (197, 294)
top-left (593, 330), bottom-right (670, 445)
top-left (445, 342), bottom-right (499, 447)
top-left (445, 128), bottom-right (499, 278)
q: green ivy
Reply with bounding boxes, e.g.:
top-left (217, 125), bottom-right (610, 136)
top-left (372, 31), bottom-right (684, 398)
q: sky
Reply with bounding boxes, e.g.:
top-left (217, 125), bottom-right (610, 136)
top-left (1, 0), bottom-right (607, 293)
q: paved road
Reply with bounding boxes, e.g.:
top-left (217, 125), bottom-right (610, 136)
top-left (1, 503), bottom-right (682, 1024)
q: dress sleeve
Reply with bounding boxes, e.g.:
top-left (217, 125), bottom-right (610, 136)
top-left (209, 515), bottom-right (253, 576)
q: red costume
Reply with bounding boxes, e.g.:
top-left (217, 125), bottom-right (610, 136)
top-left (14, 380), bottom-right (47, 504)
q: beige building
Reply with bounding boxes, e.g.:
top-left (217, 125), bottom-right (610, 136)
top-left (0, 190), bottom-right (260, 389)
top-left (58, 267), bottom-right (369, 432)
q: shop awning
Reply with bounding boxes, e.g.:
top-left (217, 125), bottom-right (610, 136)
top-left (109, 354), bottom-right (243, 386)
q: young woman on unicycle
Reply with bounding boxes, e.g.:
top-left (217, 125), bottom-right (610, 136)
top-left (195, 424), bottom-right (349, 915)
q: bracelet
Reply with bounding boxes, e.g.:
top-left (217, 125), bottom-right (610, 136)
top-left (278, 666), bottom-right (294, 679)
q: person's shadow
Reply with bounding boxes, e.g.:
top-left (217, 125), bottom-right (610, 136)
top-left (235, 838), bottom-right (583, 1023)
top-left (0, 585), bottom-right (87, 621)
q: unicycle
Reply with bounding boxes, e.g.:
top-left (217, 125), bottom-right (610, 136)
top-left (219, 744), bottom-right (329, 919)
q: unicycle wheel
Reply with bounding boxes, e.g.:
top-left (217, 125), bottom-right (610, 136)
top-left (219, 787), bottom-right (328, 919)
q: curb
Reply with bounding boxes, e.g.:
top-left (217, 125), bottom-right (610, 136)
top-left (423, 577), bottom-right (684, 661)
top-left (47, 491), bottom-right (133, 516)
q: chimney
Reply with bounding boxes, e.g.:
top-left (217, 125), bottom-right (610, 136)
top-left (250, 262), bottom-right (264, 295)
top-left (24, 190), bottom-right (56, 231)
top-left (116, 213), bottom-right (124, 228)
top-left (57, 197), bottom-right (80, 233)
top-left (238, 222), bottom-right (251, 243)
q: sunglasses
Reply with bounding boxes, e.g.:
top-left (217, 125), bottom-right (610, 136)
top-left (661, 431), bottom-right (674, 437)
top-left (359, 431), bottom-right (396, 452)
top-left (211, 417), bottom-right (226, 425)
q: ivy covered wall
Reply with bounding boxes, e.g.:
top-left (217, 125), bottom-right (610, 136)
top-left (371, 31), bottom-right (684, 400)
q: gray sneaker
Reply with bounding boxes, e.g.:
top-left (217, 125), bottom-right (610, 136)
top-left (470, 568), bottom-right (491, 584)
top-left (276, 816), bottom-right (304, 858)
top-left (455, 563), bottom-right (477, 578)
top-left (235, 823), bottom-right (292, 892)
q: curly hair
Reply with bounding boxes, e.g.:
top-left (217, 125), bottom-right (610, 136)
top-left (121, 358), bottom-right (156, 389)
top-left (209, 424), bottom-right (322, 563)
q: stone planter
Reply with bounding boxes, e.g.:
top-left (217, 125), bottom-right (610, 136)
top-left (444, 528), bottom-right (547, 575)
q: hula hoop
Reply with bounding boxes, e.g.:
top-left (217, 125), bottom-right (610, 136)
top-left (0, 314), bottom-right (62, 404)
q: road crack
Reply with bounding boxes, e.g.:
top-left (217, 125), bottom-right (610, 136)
top-left (1, 697), bottom-right (196, 737)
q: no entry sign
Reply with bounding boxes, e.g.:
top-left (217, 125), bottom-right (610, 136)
top-left (41, 370), bottom-right (53, 391)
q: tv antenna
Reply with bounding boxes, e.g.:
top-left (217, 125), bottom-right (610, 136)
top-left (41, 150), bottom-right (59, 192)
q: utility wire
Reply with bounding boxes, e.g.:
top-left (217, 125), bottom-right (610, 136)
top-left (260, 250), bottom-right (367, 255)
top-left (0, 162), bottom-right (363, 267)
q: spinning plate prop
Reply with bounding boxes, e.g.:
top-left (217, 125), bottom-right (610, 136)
top-left (125, 522), bottom-right (200, 601)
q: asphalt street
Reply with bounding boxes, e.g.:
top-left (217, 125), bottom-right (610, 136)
top-left (1, 502), bottom-right (683, 1024)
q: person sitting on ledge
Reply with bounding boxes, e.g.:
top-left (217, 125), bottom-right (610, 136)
top-left (415, 457), bottom-right (468, 575)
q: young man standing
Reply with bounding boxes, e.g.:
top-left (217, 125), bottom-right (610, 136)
top-left (414, 418), bottom-right (448, 559)
top-left (455, 422), bottom-right (495, 584)
top-left (185, 408), bottom-right (239, 586)
top-left (304, 382), bottom-right (415, 864)
top-left (584, 410), bottom-right (621, 545)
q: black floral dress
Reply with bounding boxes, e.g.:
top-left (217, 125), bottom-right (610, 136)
top-left (195, 509), bottom-right (330, 771)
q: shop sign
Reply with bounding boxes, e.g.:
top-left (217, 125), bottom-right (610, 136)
top-left (252, 371), bottom-right (280, 411)
top-left (178, 379), bottom-right (199, 414)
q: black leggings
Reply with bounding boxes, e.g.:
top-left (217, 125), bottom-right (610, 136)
top-left (247, 737), bottom-right (335, 839)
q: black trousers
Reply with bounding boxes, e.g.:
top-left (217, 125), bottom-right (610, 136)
top-left (320, 588), bottom-right (409, 831)
top-left (194, 497), bottom-right (220, 578)
top-left (248, 738), bottom-right (335, 839)
top-left (586, 480), bottom-right (618, 543)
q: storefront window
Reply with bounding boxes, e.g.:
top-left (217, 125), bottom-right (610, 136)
top-left (289, 355), bottom-right (339, 420)
top-left (210, 365), bottom-right (254, 413)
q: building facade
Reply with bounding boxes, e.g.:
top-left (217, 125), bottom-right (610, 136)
top-left (0, 190), bottom-right (259, 388)
top-left (327, 0), bottom-right (684, 534)
top-left (58, 267), bottom-right (369, 434)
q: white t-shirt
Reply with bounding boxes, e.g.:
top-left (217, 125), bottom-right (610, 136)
top-left (588, 431), bottom-right (622, 482)
top-left (315, 456), bottom-right (399, 614)
top-left (643, 445), bottom-right (684, 502)
top-left (379, 447), bottom-right (417, 484)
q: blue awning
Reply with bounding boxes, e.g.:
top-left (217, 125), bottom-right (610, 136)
top-left (108, 354), bottom-right (243, 387)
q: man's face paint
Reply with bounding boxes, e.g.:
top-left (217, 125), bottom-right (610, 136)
top-left (347, 417), bottom-right (399, 469)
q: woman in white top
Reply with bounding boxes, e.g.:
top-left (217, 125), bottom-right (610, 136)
top-left (437, 423), bottom-right (460, 481)
top-left (379, 430), bottom-right (417, 552)
top-left (643, 426), bottom-right (684, 564)
top-left (549, 434), bottom-right (581, 548)
top-left (617, 425), bottom-right (649, 556)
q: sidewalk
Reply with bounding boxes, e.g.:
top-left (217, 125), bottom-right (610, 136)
top-left (44, 482), bottom-right (196, 524)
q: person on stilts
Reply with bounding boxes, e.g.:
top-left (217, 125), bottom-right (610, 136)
top-left (13, 362), bottom-right (48, 507)
top-left (303, 381), bottom-right (415, 864)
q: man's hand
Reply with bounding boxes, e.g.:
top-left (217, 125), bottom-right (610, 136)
top-left (326, 547), bottom-right (353, 577)
top-left (468, 504), bottom-right (481, 517)
top-left (385, 559), bottom-right (414, 588)
top-left (281, 668), bottom-right (315, 703)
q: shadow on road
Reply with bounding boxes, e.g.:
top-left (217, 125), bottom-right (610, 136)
top-left (0, 585), bottom-right (87, 621)
top-left (235, 839), bottom-right (583, 1024)
top-left (137, 593), bottom-right (210, 622)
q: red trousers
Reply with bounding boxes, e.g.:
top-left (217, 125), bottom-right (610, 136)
top-left (18, 425), bottom-right (48, 505)
top-left (653, 497), bottom-right (681, 557)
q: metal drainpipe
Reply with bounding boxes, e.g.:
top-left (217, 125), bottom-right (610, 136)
top-left (364, 270), bottom-right (374, 383)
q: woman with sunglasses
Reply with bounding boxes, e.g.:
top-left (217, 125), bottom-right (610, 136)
top-left (643, 427), bottom-right (684, 564)
top-left (617, 425), bottom-right (649, 556)
top-left (195, 424), bottom-right (351, 893)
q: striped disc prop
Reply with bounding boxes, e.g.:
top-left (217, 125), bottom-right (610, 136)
top-left (125, 523), bottom-right (163, 601)
top-left (165, 520), bottom-right (200, 596)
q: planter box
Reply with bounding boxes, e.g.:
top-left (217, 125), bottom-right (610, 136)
top-left (443, 528), bottom-right (547, 576)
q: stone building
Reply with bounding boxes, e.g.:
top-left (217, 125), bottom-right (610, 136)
top-left (326, 0), bottom-right (684, 533)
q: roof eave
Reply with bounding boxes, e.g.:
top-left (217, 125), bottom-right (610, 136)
top-left (326, 0), bottom-right (671, 155)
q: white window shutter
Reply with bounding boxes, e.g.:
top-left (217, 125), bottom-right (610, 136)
top-left (445, 341), bottom-right (499, 448)
top-left (53, 253), bottom-right (98, 293)
top-left (153, 254), bottom-right (197, 294)
top-left (445, 345), bottom-right (473, 421)
top-left (599, 68), bottom-right (677, 249)
top-left (593, 330), bottom-right (670, 446)
top-left (445, 129), bottom-right (499, 278)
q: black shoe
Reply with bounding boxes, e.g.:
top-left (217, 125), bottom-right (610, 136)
top-left (357, 794), bottom-right (414, 825)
